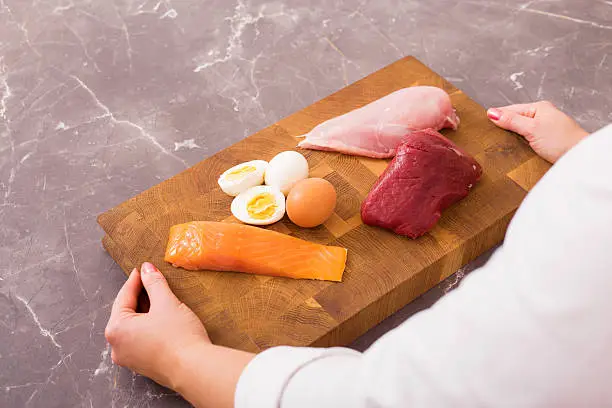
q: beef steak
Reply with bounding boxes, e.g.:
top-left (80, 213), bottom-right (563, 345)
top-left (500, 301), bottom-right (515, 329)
top-left (361, 129), bottom-right (482, 238)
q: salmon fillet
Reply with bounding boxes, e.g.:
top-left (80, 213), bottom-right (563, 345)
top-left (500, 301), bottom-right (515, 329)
top-left (165, 221), bottom-right (348, 282)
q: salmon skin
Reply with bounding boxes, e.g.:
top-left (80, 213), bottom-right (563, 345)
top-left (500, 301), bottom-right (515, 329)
top-left (165, 221), bottom-right (348, 282)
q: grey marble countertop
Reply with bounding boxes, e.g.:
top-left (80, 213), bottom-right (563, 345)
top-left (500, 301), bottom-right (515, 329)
top-left (1, 0), bottom-right (610, 406)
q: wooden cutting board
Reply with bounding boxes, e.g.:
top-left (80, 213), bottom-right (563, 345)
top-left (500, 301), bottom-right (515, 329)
top-left (98, 56), bottom-right (550, 352)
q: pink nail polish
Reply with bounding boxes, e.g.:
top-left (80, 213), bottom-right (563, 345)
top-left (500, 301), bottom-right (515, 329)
top-left (487, 108), bottom-right (502, 121)
top-left (141, 262), bottom-right (155, 274)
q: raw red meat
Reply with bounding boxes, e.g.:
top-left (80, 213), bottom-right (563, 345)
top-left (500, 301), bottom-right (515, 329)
top-left (361, 129), bottom-right (482, 238)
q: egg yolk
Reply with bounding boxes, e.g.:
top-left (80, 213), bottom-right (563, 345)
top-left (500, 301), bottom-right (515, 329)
top-left (226, 165), bottom-right (256, 180)
top-left (247, 193), bottom-right (277, 220)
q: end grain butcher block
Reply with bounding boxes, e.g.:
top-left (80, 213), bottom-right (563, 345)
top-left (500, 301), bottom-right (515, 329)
top-left (98, 56), bottom-right (549, 352)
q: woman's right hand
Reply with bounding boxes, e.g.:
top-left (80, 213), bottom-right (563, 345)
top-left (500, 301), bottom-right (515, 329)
top-left (487, 101), bottom-right (588, 163)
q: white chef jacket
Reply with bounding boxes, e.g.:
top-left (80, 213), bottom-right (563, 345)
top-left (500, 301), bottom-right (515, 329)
top-left (235, 124), bottom-right (612, 408)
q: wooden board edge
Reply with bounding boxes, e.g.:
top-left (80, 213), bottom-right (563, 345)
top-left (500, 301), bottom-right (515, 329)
top-left (102, 234), bottom-right (131, 277)
top-left (308, 210), bottom-right (514, 348)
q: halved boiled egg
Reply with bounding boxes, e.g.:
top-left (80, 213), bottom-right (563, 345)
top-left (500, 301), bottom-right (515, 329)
top-left (230, 185), bottom-right (286, 225)
top-left (218, 160), bottom-right (268, 196)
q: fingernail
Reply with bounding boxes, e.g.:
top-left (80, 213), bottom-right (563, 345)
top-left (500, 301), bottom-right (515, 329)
top-left (487, 108), bottom-right (502, 121)
top-left (141, 262), bottom-right (157, 275)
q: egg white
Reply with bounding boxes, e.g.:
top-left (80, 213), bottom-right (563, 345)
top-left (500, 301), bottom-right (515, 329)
top-left (218, 160), bottom-right (268, 196)
top-left (264, 151), bottom-right (309, 195)
top-left (231, 185), bottom-right (286, 226)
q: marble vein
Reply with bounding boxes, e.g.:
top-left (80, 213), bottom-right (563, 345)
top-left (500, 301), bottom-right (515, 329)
top-left (3, 168), bottom-right (15, 200)
top-left (69, 75), bottom-right (189, 167)
top-left (50, 301), bottom-right (88, 334)
top-left (77, 8), bottom-right (120, 29)
top-left (510, 71), bottom-right (525, 90)
top-left (3, 251), bottom-right (65, 279)
top-left (160, 8), bottom-right (177, 19)
top-left (536, 72), bottom-right (547, 99)
top-left (56, 112), bottom-right (112, 133)
top-left (15, 294), bottom-right (62, 349)
top-left (28, 84), bottom-right (81, 117)
top-left (63, 23), bottom-right (102, 73)
top-left (14, 80), bottom-right (59, 119)
top-left (212, 68), bottom-right (246, 112)
top-left (0, 59), bottom-right (12, 121)
top-left (323, 37), bottom-right (360, 86)
top-left (194, 0), bottom-right (255, 72)
top-left (53, 2), bottom-right (75, 14)
top-left (112, 2), bottom-right (135, 72)
top-left (520, 7), bottom-right (612, 30)
top-left (243, 52), bottom-right (264, 115)
top-left (193, 1), bottom-right (295, 73)
top-left (5, 382), bottom-right (46, 393)
top-left (351, 10), bottom-right (403, 57)
top-left (174, 138), bottom-right (200, 151)
top-left (93, 344), bottom-right (112, 377)
top-left (281, 62), bottom-right (320, 97)
top-left (134, 0), bottom-right (163, 15)
top-left (20, 151), bottom-right (34, 164)
top-left (0, 0), bottom-right (42, 57)
top-left (25, 352), bottom-right (76, 405)
top-left (521, 45), bottom-right (555, 57)
top-left (63, 207), bottom-right (88, 300)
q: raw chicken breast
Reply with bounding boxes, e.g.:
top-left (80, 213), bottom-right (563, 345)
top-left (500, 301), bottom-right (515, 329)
top-left (361, 129), bottom-right (482, 238)
top-left (298, 86), bottom-right (459, 159)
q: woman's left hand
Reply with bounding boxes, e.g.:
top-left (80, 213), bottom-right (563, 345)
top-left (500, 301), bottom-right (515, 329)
top-left (105, 262), bottom-right (211, 389)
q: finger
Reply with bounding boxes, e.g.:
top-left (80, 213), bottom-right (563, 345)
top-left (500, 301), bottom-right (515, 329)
top-left (140, 262), bottom-right (180, 310)
top-left (487, 107), bottom-right (536, 138)
top-left (110, 268), bottom-right (142, 319)
top-left (492, 103), bottom-right (537, 118)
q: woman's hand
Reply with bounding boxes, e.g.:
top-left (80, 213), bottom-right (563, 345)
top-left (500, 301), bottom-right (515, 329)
top-left (105, 262), bottom-right (211, 389)
top-left (487, 101), bottom-right (588, 163)
top-left (105, 262), bottom-right (254, 408)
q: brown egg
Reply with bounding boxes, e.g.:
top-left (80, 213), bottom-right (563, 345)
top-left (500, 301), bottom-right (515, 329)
top-left (286, 178), bottom-right (337, 228)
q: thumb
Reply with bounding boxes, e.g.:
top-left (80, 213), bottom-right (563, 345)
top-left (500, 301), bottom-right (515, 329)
top-left (140, 262), bottom-right (180, 310)
top-left (487, 107), bottom-right (536, 139)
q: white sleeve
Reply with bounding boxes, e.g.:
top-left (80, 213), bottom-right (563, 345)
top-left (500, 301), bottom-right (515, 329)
top-left (235, 124), bottom-right (612, 408)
